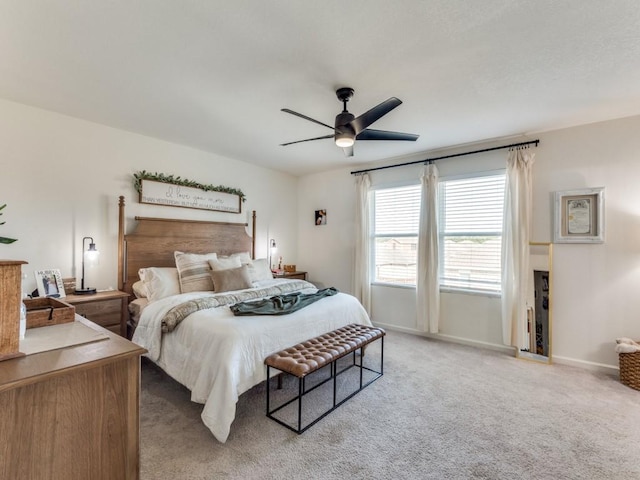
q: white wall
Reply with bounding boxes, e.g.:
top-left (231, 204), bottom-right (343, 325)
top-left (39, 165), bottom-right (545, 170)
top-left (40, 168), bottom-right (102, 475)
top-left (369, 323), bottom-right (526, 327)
top-left (297, 168), bottom-right (357, 292)
top-left (298, 115), bottom-right (640, 371)
top-left (0, 99), bottom-right (299, 295)
top-left (5, 95), bottom-right (639, 371)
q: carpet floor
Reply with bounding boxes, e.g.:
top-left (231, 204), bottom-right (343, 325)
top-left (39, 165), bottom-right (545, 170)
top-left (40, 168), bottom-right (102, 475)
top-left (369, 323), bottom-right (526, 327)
top-left (140, 330), bottom-right (640, 480)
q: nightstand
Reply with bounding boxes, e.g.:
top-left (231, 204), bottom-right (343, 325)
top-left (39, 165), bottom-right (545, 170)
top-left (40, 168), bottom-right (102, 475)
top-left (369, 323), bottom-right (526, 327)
top-left (63, 290), bottom-right (129, 337)
top-left (274, 271), bottom-right (307, 280)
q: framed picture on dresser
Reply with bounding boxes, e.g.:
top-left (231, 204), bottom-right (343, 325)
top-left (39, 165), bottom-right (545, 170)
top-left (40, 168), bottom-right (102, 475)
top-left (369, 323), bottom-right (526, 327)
top-left (34, 268), bottom-right (66, 298)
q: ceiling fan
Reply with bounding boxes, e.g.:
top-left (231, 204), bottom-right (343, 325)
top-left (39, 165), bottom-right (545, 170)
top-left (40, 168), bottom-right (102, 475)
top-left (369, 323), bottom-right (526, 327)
top-left (280, 87), bottom-right (419, 157)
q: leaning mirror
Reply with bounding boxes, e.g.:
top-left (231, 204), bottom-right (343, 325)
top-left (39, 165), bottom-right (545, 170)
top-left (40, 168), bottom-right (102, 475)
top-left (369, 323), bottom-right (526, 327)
top-left (517, 242), bottom-right (553, 364)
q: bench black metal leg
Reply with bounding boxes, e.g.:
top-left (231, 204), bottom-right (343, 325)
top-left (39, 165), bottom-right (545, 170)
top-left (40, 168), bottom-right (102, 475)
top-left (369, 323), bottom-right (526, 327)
top-left (266, 365), bottom-right (271, 415)
top-left (359, 347), bottom-right (363, 389)
top-left (266, 333), bottom-right (385, 435)
top-left (298, 377), bottom-right (303, 432)
top-left (332, 360), bottom-right (337, 407)
top-left (381, 336), bottom-right (384, 374)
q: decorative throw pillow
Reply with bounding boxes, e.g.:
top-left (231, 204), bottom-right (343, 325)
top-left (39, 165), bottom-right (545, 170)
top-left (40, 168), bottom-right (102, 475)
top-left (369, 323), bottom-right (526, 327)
top-left (138, 267), bottom-right (181, 301)
top-left (174, 251), bottom-right (218, 293)
top-left (209, 264), bottom-right (252, 293)
top-left (245, 258), bottom-right (273, 283)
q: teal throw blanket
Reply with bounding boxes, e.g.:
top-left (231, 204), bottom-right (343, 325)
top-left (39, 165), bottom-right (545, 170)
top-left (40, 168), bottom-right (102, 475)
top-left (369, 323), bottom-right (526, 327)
top-left (230, 287), bottom-right (338, 316)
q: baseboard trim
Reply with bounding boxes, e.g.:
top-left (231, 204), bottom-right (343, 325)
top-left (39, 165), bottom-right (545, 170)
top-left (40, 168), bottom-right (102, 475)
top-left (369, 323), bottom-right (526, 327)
top-left (372, 322), bottom-right (513, 355)
top-left (551, 355), bottom-right (619, 376)
top-left (372, 322), bottom-right (620, 375)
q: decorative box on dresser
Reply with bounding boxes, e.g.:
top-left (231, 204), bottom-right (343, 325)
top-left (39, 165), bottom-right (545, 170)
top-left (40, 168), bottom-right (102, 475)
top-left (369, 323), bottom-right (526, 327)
top-left (0, 316), bottom-right (146, 480)
top-left (64, 290), bottom-right (130, 337)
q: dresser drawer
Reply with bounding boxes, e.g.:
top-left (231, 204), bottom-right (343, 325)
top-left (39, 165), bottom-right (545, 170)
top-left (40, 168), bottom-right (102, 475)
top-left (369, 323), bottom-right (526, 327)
top-left (64, 290), bottom-right (129, 338)
top-left (74, 299), bottom-right (121, 329)
top-left (285, 272), bottom-right (307, 280)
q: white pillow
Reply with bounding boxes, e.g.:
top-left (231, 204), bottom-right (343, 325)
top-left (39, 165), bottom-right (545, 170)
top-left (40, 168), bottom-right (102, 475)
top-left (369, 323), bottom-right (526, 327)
top-left (218, 251), bottom-right (252, 265)
top-left (132, 280), bottom-right (148, 299)
top-left (233, 251), bottom-right (252, 264)
top-left (208, 256), bottom-right (242, 271)
top-left (246, 258), bottom-right (274, 283)
top-left (138, 267), bottom-right (181, 301)
top-left (174, 251), bottom-right (218, 293)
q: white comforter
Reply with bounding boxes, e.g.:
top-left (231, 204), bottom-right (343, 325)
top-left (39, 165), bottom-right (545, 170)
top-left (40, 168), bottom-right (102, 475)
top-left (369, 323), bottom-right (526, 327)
top-left (132, 279), bottom-right (371, 442)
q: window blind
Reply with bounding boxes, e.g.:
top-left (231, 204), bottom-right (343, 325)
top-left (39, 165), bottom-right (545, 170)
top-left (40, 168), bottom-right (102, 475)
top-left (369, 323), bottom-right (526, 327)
top-left (373, 185), bottom-right (420, 285)
top-left (439, 174), bottom-right (505, 293)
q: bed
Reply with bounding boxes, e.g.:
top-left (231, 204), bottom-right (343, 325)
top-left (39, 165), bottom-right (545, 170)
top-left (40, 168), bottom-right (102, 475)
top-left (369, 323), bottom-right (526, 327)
top-left (116, 196), bottom-right (372, 443)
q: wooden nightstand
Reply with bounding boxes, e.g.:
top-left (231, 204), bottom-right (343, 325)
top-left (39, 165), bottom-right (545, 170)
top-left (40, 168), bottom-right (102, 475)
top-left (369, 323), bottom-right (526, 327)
top-left (274, 271), bottom-right (307, 280)
top-left (64, 290), bottom-right (129, 337)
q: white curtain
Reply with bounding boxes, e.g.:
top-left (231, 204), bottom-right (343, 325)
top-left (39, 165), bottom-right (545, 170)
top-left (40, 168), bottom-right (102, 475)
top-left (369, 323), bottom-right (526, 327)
top-left (501, 148), bottom-right (535, 347)
top-left (353, 173), bottom-right (371, 314)
top-left (416, 164), bottom-right (440, 333)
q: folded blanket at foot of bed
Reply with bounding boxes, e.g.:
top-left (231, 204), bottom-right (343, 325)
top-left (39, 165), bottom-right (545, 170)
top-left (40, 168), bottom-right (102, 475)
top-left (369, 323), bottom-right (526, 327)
top-left (230, 287), bottom-right (338, 316)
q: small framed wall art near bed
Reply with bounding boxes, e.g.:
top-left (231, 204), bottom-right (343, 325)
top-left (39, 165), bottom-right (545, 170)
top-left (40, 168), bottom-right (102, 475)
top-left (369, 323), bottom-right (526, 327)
top-left (315, 209), bottom-right (327, 225)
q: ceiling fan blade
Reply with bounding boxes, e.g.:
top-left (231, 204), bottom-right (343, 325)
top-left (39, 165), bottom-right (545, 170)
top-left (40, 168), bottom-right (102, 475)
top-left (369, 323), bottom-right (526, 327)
top-left (356, 128), bottom-right (419, 142)
top-left (281, 109), bottom-right (336, 131)
top-left (280, 134), bottom-right (334, 146)
top-left (342, 145), bottom-right (354, 157)
top-left (350, 97), bottom-right (402, 134)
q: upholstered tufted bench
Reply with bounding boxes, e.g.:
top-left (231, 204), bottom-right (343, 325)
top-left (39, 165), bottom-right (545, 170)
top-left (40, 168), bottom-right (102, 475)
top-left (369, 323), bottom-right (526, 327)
top-left (264, 323), bottom-right (385, 433)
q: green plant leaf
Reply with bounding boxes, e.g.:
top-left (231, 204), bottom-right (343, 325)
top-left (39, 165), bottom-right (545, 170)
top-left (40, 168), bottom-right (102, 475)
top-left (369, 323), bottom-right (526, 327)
top-left (0, 204), bottom-right (16, 244)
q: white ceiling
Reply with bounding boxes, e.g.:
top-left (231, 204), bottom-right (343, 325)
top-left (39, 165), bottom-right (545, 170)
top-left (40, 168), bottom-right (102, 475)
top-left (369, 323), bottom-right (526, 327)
top-left (2, 1), bottom-right (640, 176)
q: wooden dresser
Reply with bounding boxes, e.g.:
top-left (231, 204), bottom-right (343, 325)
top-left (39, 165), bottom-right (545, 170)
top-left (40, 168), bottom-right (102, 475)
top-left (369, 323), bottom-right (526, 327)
top-left (0, 316), bottom-right (146, 480)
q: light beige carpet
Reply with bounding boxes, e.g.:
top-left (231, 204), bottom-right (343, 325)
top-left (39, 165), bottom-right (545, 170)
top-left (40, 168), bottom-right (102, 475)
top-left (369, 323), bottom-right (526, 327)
top-left (140, 330), bottom-right (640, 479)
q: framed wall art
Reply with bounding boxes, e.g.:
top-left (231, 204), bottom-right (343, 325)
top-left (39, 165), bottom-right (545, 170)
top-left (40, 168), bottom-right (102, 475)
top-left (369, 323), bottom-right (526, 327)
top-left (139, 179), bottom-right (242, 213)
top-left (553, 187), bottom-right (604, 243)
top-left (315, 209), bottom-right (327, 225)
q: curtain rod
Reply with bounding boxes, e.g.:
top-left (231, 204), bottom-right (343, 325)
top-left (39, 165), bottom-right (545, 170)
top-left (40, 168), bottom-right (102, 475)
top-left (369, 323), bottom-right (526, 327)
top-left (350, 139), bottom-right (540, 175)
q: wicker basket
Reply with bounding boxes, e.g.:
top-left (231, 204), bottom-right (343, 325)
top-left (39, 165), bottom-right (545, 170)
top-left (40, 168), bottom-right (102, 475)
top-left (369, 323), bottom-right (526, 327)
top-left (619, 349), bottom-right (640, 391)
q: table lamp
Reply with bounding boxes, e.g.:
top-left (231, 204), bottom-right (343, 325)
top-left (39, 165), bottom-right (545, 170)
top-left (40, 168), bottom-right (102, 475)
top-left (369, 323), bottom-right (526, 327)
top-left (75, 236), bottom-right (99, 294)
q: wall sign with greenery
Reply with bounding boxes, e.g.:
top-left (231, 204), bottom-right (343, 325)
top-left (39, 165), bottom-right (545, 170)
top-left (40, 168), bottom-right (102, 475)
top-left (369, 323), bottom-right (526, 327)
top-left (133, 171), bottom-right (246, 213)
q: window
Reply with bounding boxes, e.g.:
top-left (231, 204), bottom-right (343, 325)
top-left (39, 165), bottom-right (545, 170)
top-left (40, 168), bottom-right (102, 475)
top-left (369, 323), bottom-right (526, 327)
top-left (439, 173), bottom-right (505, 293)
top-left (372, 185), bottom-right (420, 285)
top-left (371, 172), bottom-right (506, 293)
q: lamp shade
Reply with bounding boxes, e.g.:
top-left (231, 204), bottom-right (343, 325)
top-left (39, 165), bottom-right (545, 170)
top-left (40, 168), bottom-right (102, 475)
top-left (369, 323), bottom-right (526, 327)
top-left (74, 236), bottom-right (99, 295)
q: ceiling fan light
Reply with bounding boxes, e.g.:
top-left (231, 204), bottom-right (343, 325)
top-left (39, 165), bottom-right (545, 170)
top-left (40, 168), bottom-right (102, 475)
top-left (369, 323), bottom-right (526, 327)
top-left (335, 132), bottom-right (355, 148)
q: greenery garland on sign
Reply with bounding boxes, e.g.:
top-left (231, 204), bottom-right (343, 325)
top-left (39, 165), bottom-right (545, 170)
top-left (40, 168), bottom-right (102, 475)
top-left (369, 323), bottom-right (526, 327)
top-left (133, 171), bottom-right (246, 202)
top-left (0, 204), bottom-right (17, 244)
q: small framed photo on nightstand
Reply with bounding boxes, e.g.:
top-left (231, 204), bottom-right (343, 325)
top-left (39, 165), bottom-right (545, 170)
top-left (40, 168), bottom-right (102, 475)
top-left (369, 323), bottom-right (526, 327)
top-left (35, 269), bottom-right (66, 298)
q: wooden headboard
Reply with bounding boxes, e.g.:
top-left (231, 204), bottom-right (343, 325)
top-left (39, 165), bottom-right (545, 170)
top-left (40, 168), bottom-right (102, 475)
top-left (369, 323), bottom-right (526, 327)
top-left (117, 196), bottom-right (256, 298)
